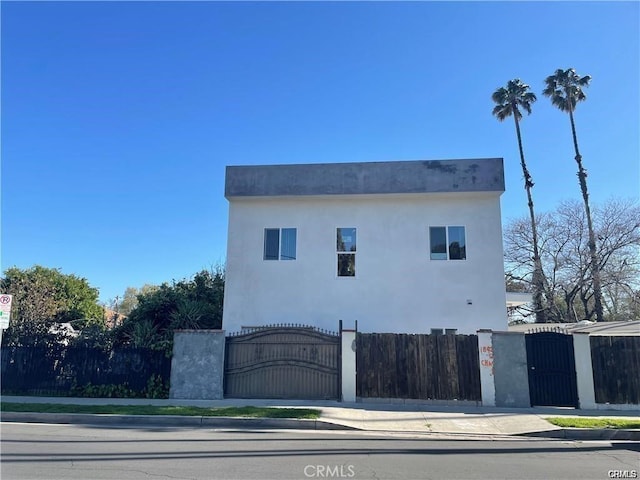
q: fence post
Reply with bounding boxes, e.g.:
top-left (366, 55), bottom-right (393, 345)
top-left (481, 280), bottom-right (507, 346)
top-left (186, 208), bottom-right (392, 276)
top-left (573, 332), bottom-right (596, 409)
top-left (341, 323), bottom-right (357, 403)
top-left (477, 329), bottom-right (495, 407)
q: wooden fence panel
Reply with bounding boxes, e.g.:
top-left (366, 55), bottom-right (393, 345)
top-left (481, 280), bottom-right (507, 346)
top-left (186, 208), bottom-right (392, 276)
top-left (426, 335), bottom-right (438, 398)
top-left (456, 334), bottom-right (482, 401)
top-left (356, 333), bottom-right (481, 401)
top-left (590, 336), bottom-right (640, 405)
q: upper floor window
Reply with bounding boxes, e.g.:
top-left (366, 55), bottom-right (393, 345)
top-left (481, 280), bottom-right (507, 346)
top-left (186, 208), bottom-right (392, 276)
top-left (337, 227), bottom-right (356, 276)
top-left (430, 226), bottom-right (466, 260)
top-left (264, 228), bottom-right (297, 260)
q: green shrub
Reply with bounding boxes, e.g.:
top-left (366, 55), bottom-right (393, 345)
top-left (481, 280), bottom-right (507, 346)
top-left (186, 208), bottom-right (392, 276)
top-left (71, 382), bottom-right (138, 398)
top-left (144, 374), bottom-right (169, 399)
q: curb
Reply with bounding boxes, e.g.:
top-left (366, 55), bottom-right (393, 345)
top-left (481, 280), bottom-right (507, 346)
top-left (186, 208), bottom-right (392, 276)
top-left (521, 428), bottom-right (640, 441)
top-left (0, 412), bottom-right (358, 431)
top-left (2, 412), bottom-right (637, 439)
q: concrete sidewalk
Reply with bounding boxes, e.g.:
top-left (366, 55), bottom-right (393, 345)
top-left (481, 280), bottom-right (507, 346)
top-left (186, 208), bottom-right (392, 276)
top-left (2, 396), bottom-right (639, 440)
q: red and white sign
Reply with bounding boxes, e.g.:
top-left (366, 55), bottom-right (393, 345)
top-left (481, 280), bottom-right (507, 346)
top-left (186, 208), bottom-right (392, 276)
top-left (0, 294), bottom-right (13, 329)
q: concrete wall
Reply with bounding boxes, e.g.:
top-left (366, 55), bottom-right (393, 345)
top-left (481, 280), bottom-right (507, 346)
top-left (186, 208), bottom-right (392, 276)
top-left (573, 333), bottom-right (597, 409)
top-left (225, 158), bottom-right (505, 197)
top-left (222, 193), bottom-right (507, 334)
top-left (477, 330), bottom-right (495, 407)
top-left (170, 330), bottom-right (225, 400)
top-left (341, 330), bottom-right (356, 402)
top-left (492, 332), bottom-right (530, 408)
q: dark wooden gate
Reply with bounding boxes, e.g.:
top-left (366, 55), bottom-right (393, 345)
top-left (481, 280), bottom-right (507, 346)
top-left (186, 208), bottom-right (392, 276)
top-left (224, 325), bottom-right (340, 399)
top-left (590, 336), bottom-right (640, 405)
top-left (525, 331), bottom-right (579, 407)
top-left (356, 333), bottom-right (481, 401)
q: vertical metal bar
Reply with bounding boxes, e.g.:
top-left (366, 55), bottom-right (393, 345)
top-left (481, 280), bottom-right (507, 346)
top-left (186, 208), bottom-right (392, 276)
top-left (338, 320), bottom-right (343, 401)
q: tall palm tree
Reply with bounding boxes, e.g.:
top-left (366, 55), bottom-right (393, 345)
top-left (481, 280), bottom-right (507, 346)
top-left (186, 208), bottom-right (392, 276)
top-left (543, 68), bottom-right (604, 323)
top-left (492, 79), bottom-right (547, 323)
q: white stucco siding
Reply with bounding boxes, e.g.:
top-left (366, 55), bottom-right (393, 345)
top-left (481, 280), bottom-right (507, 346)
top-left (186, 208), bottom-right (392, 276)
top-left (223, 193), bottom-right (507, 334)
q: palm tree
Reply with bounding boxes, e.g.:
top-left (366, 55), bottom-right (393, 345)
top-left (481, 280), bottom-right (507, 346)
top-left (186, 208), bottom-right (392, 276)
top-left (492, 79), bottom-right (547, 323)
top-left (543, 68), bottom-right (604, 323)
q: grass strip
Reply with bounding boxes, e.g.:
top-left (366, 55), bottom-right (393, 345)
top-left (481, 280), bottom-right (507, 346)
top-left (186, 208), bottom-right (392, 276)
top-left (545, 417), bottom-right (640, 430)
top-left (0, 402), bottom-right (321, 419)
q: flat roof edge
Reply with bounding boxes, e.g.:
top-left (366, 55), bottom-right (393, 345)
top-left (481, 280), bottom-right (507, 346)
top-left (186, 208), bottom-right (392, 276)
top-left (225, 158), bottom-right (505, 197)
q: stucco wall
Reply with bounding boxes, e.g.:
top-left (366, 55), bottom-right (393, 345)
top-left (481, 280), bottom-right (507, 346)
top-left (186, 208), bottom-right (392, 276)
top-left (492, 332), bottom-right (530, 408)
top-left (223, 192), bottom-right (507, 334)
top-left (169, 330), bottom-right (225, 400)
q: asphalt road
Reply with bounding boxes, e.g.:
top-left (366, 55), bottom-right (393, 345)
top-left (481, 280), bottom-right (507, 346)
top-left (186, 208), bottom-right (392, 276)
top-left (1, 422), bottom-right (638, 480)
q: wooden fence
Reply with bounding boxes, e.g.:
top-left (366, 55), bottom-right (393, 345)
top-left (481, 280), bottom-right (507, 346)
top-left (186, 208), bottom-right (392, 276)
top-left (356, 333), bottom-right (481, 401)
top-left (1, 345), bottom-right (171, 397)
top-left (590, 336), bottom-right (640, 405)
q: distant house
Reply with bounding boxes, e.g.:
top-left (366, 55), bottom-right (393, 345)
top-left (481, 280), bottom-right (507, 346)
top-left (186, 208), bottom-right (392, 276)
top-left (222, 158), bottom-right (508, 334)
top-left (508, 320), bottom-right (640, 336)
top-left (102, 307), bottom-right (127, 329)
top-left (506, 291), bottom-right (533, 324)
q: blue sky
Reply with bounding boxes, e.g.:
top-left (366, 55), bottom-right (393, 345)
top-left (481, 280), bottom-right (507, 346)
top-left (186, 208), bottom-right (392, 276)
top-left (2, 1), bottom-right (638, 305)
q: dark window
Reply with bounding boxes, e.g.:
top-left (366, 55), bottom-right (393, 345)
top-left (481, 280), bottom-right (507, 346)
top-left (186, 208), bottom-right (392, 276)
top-left (264, 228), bottom-right (297, 261)
top-left (337, 228), bottom-right (356, 276)
top-left (280, 228), bottom-right (297, 260)
top-left (430, 226), bottom-right (466, 260)
top-left (429, 227), bottom-right (447, 260)
top-left (264, 229), bottom-right (280, 260)
top-left (447, 226), bottom-right (466, 260)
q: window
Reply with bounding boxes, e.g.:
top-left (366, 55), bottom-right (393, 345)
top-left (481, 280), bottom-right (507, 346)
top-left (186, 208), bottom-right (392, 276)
top-left (337, 227), bottom-right (356, 276)
top-left (430, 226), bottom-right (466, 260)
top-left (264, 228), bottom-right (297, 260)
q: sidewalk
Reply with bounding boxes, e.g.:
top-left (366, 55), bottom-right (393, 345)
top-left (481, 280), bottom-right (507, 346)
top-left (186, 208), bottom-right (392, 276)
top-left (2, 396), bottom-right (639, 440)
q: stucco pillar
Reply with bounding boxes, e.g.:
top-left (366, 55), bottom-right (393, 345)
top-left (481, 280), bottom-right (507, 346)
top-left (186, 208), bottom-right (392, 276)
top-left (573, 332), bottom-right (596, 409)
top-left (341, 329), bottom-right (357, 402)
top-left (477, 329), bottom-right (495, 407)
top-left (170, 330), bottom-right (226, 400)
top-left (492, 332), bottom-right (530, 408)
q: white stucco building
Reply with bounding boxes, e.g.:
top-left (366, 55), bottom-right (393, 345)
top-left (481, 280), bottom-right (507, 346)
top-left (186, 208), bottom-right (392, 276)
top-left (222, 158), bottom-right (508, 334)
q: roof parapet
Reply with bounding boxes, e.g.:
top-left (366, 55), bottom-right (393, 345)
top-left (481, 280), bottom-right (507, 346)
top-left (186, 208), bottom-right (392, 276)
top-left (225, 158), bottom-right (505, 198)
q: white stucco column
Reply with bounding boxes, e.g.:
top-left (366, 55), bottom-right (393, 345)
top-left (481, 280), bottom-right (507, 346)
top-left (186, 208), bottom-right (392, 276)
top-left (477, 329), bottom-right (495, 407)
top-left (341, 330), bottom-right (357, 403)
top-left (573, 333), bottom-right (596, 410)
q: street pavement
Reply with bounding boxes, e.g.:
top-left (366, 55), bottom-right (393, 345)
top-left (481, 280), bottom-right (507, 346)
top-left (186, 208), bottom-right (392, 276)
top-left (4, 423), bottom-right (639, 480)
top-left (2, 395), bottom-right (639, 440)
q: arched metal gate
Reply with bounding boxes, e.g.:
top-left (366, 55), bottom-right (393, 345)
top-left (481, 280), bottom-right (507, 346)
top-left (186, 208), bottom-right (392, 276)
top-left (224, 325), bottom-right (340, 399)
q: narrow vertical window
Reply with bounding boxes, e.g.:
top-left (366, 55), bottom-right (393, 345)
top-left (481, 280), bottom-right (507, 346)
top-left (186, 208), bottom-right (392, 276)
top-left (337, 228), bottom-right (356, 277)
top-left (429, 227), bottom-right (447, 260)
top-left (448, 226), bottom-right (466, 260)
top-left (280, 228), bottom-right (297, 260)
top-left (264, 229), bottom-right (280, 260)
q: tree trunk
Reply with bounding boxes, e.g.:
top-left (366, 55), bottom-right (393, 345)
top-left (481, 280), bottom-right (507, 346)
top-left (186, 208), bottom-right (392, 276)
top-left (513, 113), bottom-right (547, 323)
top-left (568, 108), bottom-right (605, 322)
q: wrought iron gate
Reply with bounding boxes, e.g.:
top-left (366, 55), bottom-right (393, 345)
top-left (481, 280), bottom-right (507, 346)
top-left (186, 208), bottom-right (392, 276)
top-left (224, 325), bottom-right (340, 399)
top-left (525, 331), bottom-right (579, 407)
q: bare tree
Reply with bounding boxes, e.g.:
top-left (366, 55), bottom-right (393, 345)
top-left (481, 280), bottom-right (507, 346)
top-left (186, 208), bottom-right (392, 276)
top-left (504, 198), bottom-right (640, 322)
